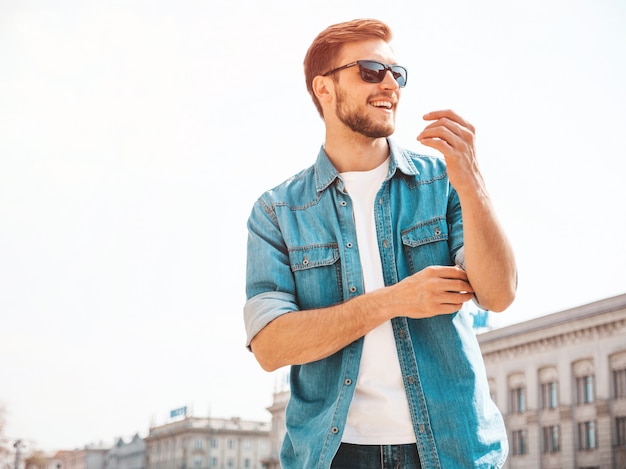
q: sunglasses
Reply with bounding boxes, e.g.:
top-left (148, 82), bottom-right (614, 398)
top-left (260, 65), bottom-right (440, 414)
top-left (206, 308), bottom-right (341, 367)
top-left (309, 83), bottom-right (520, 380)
top-left (323, 60), bottom-right (408, 88)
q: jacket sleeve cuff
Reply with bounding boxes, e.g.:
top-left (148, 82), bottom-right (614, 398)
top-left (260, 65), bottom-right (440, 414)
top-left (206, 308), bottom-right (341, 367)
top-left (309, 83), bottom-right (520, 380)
top-left (244, 291), bottom-right (298, 350)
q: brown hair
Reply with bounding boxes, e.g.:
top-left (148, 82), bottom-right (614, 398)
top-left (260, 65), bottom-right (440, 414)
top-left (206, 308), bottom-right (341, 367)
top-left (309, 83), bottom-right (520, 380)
top-left (303, 19), bottom-right (393, 117)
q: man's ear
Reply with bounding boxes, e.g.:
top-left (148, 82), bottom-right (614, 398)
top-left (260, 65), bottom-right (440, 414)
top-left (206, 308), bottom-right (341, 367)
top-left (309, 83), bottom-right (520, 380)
top-left (312, 75), bottom-right (333, 106)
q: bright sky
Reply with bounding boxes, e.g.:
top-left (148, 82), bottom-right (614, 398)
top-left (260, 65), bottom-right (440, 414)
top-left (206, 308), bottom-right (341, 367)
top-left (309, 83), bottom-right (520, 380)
top-left (1, 0), bottom-right (625, 453)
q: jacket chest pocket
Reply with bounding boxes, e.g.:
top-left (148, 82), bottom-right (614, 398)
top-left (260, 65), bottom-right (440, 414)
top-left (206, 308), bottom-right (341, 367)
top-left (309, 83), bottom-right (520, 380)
top-left (289, 244), bottom-right (343, 310)
top-left (401, 217), bottom-right (451, 274)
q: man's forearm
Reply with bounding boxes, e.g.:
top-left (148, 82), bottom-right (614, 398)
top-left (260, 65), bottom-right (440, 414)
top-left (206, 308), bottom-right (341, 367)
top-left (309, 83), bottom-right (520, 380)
top-left (250, 291), bottom-right (392, 372)
top-left (459, 185), bottom-right (517, 312)
top-left (250, 265), bottom-right (477, 370)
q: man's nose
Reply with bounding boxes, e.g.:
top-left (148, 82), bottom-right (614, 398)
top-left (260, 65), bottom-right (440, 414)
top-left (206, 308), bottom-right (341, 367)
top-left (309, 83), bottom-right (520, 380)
top-left (380, 70), bottom-right (400, 90)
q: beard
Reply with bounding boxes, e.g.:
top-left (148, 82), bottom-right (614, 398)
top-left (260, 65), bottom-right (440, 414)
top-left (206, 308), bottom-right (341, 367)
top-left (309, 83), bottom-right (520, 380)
top-left (335, 86), bottom-right (395, 138)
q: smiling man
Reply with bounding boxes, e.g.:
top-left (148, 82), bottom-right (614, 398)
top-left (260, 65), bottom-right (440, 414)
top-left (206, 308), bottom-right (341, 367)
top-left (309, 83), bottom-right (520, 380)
top-left (244, 19), bottom-right (516, 469)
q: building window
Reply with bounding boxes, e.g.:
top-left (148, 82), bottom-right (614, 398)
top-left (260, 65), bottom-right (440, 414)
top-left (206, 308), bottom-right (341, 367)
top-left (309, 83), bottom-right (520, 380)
top-left (541, 381), bottom-right (558, 409)
top-left (542, 425), bottom-right (560, 453)
top-left (614, 368), bottom-right (626, 398)
top-left (194, 439), bottom-right (203, 449)
top-left (578, 421), bottom-right (597, 450)
top-left (193, 456), bottom-right (202, 468)
top-left (511, 430), bottom-right (527, 456)
top-left (227, 439), bottom-right (236, 450)
top-left (573, 359), bottom-right (595, 406)
top-left (577, 375), bottom-right (595, 404)
top-left (210, 438), bottom-right (218, 449)
top-left (510, 387), bottom-right (526, 413)
top-left (210, 457), bottom-right (218, 468)
top-left (243, 459), bottom-right (251, 468)
top-left (617, 416), bottom-right (626, 446)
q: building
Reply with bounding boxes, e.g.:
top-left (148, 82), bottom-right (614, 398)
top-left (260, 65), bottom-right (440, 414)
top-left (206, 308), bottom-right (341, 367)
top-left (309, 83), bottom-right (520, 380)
top-left (104, 435), bottom-right (145, 469)
top-left (144, 417), bottom-right (270, 469)
top-left (264, 293), bottom-right (626, 469)
top-left (44, 451), bottom-right (68, 469)
top-left (56, 445), bottom-right (108, 469)
top-left (480, 293), bottom-right (626, 469)
top-left (263, 390), bottom-right (289, 469)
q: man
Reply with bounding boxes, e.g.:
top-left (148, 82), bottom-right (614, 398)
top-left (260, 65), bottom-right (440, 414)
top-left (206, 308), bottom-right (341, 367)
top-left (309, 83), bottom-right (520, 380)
top-left (244, 18), bottom-right (516, 469)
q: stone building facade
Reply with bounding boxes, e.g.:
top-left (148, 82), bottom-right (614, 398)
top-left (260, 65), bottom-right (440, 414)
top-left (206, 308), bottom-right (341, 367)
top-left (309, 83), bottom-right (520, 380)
top-left (480, 293), bottom-right (626, 469)
top-left (265, 293), bottom-right (626, 469)
top-left (144, 417), bottom-right (270, 469)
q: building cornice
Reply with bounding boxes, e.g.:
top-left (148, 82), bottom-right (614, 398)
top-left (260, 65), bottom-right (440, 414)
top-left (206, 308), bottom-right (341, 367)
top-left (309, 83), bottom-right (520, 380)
top-left (478, 293), bottom-right (626, 360)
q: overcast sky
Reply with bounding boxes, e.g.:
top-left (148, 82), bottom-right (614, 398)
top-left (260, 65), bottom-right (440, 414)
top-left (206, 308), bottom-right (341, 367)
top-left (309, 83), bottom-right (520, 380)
top-left (1, 0), bottom-right (625, 452)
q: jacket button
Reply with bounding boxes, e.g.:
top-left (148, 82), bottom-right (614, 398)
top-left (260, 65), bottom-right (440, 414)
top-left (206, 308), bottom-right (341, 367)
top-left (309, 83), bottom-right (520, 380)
top-left (344, 378), bottom-right (352, 385)
top-left (349, 286), bottom-right (357, 293)
top-left (331, 427), bottom-right (339, 434)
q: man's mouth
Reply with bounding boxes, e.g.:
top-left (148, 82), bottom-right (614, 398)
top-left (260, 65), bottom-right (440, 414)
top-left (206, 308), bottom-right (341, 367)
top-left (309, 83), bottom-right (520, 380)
top-left (369, 100), bottom-right (394, 110)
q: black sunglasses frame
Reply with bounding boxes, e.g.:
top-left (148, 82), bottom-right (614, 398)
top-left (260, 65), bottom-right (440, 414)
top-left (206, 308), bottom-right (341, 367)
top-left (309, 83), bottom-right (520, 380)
top-left (322, 60), bottom-right (408, 88)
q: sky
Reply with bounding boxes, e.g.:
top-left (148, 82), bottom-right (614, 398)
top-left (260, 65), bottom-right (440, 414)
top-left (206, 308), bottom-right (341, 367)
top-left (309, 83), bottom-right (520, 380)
top-left (1, 0), bottom-right (625, 453)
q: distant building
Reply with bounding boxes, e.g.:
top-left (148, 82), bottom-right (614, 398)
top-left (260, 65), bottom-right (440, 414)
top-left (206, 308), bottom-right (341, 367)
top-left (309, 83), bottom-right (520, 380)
top-left (144, 416), bottom-right (270, 469)
top-left (44, 451), bottom-right (66, 469)
top-left (263, 389), bottom-right (289, 469)
top-left (104, 435), bottom-right (145, 469)
top-left (481, 293), bottom-right (626, 469)
top-left (265, 293), bottom-right (626, 469)
top-left (56, 445), bottom-right (108, 469)
top-left (23, 449), bottom-right (55, 469)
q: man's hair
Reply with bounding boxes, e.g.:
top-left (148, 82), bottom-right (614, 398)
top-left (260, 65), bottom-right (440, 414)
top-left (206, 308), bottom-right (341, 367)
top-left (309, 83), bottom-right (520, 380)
top-left (303, 19), bottom-right (393, 117)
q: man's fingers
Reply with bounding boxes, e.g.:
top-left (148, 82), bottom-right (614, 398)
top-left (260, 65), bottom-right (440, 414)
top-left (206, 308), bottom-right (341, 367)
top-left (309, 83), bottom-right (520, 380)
top-left (427, 265), bottom-right (468, 279)
top-left (422, 109), bottom-right (475, 133)
top-left (417, 125), bottom-right (460, 146)
top-left (446, 279), bottom-right (474, 294)
top-left (418, 117), bottom-right (474, 144)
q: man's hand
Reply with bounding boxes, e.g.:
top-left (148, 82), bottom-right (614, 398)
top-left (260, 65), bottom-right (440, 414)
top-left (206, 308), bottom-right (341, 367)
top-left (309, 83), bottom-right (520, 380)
top-left (385, 265), bottom-right (474, 318)
top-left (417, 109), bottom-right (517, 312)
top-left (416, 109), bottom-right (481, 195)
top-left (251, 265), bottom-right (473, 371)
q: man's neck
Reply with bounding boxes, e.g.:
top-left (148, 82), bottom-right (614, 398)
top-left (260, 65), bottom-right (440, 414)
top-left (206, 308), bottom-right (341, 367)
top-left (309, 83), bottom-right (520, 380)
top-left (323, 133), bottom-right (390, 173)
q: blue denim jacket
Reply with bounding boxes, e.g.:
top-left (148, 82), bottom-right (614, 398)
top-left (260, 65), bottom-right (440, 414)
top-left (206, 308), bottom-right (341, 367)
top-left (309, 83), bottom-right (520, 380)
top-left (244, 139), bottom-right (508, 468)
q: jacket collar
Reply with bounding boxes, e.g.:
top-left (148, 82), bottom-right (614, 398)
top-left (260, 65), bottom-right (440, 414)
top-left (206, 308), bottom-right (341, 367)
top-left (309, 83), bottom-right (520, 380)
top-left (313, 138), bottom-right (420, 193)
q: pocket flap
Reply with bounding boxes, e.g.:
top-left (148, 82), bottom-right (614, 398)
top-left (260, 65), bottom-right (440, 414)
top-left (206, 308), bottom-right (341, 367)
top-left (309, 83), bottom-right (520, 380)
top-left (289, 244), bottom-right (340, 271)
top-left (401, 217), bottom-right (448, 248)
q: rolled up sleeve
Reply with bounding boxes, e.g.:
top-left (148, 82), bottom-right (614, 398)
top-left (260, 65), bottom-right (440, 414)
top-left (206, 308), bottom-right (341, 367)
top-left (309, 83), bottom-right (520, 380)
top-left (244, 197), bottom-right (298, 350)
top-left (244, 291), bottom-right (298, 349)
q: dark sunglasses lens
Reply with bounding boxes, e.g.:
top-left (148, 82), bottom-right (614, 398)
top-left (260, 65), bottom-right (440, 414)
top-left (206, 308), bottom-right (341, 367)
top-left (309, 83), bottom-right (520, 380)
top-left (391, 66), bottom-right (407, 87)
top-left (359, 62), bottom-right (407, 87)
top-left (359, 62), bottom-right (386, 83)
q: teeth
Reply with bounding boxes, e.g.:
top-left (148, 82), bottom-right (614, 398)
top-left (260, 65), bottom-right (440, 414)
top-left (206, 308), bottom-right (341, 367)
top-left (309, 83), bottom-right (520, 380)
top-left (371, 100), bottom-right (392, 109)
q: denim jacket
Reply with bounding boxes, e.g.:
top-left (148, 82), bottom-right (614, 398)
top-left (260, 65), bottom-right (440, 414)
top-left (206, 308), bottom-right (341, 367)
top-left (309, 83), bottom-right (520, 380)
top-left (244, 139), bottom-right (508, 468)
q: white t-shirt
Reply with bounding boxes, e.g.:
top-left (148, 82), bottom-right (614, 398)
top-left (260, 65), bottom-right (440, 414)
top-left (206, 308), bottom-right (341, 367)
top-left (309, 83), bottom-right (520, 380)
top-left (340, 158), bottom-right (416, 445)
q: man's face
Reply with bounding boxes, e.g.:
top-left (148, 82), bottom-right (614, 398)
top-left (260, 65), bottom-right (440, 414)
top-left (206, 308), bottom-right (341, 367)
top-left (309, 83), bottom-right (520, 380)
top-left (331, 39), bottom-right (401, 138)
